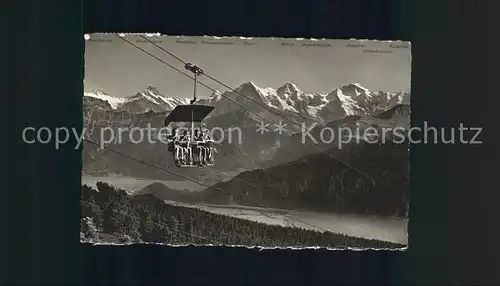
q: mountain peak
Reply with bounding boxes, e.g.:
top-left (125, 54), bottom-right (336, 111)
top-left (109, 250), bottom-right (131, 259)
top-left (235, 81), bottom-right (264, 96)
top-left (375, 103), bottom-right (411, 119)
top-left (120, 86), bottom-right (190, 113)
top-left (277, 82), bottom-right (301, 94)
top-left (89, 89), bottom-right (108, 96)
top-left (337, 83), bottom-right (373, 99)
top-left (84, 89), bottom-right (125, 109)
top-left (208, 90), bottom-right (222, 101)
top-left (284, 81), bottom-right (298, 89)
top-left (238, 81), bottom-right (259, 89)
top-left (143, 85), bottom-right (161, 95)
top-left (342, 83), bottom-right (370, 92)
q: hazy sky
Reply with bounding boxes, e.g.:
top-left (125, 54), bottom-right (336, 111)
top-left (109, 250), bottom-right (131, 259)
top-left (84, 34), bottom-right (411, 99)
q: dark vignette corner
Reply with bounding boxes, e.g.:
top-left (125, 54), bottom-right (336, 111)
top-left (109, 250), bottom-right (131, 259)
top-left (9, 0), bottom-right (495, 284)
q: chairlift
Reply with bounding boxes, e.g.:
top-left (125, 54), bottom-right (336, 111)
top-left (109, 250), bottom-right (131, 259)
top-left (164, 63), bottom-right (215, 167)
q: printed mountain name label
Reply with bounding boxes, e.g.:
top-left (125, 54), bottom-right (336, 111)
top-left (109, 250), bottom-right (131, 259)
top-left (176, 40), bottom-right (197, 44)
top-left (363, 49), bottom-right (393, 53)
top-left (87, 38), bottom-right (112, 43)
top-left (390, 43), bottom-right (410, 49)
top-left (201, 40), bottom-right (234, 45)
top-left (302, 42), bottom-right (332, 47)
top-left (346, 43), bottom-right (366, 48)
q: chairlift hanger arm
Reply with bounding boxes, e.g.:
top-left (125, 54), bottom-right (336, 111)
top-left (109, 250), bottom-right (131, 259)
top-left (184, 63), bottom-right (204, 76)
top-left (185, 63), bottom-right (204, 104)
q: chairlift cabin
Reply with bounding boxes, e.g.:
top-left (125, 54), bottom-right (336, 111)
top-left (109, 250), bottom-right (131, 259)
top-left (164, 63), bottom-right (215, 168)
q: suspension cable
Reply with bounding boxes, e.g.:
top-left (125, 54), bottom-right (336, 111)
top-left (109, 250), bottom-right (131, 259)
top-left (136, 34), bottom-right (409, 181)
top-left (117, 35), bottom-right (371, 179)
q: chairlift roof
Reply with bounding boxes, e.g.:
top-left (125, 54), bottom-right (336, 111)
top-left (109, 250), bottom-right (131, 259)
top-left (164, 104), bottom-right (214, 126)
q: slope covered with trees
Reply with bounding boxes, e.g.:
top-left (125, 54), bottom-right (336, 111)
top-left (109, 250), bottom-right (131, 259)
top-left (81, 183), bottom-right (405, 248)
top-left (202, 140), bottom-right (410, 217)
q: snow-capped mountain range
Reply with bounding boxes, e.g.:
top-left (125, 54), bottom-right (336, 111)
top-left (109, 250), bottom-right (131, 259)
top-left (84, 90), bottom-right (125, 109)
top-left (84, 82), bottom-right (410, 122)
top-left (84, 86), bottom-right (191, 113)
top-left (83, 82), bottom-right (411, 179)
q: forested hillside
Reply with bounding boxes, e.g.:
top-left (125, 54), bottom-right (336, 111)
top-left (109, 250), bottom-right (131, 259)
top-left (202, 140), bottom-right (410, 217)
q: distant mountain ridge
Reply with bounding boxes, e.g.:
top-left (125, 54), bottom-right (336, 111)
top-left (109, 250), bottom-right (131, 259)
top-left (84, 82), bottom-right (410, 123)
top-left (202, 81), bottom-right (409, 123)
top-left (82, 82), bottom-right (411, 181)
top-left (84, 86), bottom-right (190, 113)
top-left (120, 86), bottom-right (191, 113)
top-left (84, 90), bottom-right (125, 110)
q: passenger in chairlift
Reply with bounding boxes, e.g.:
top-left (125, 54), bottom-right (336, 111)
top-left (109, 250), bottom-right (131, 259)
top-left (194, 128), bottom-right (206, 166)
top-left (202, 128), bottom-right (213, 163)
top-left (171, 128), bottom-right (182, 164)
top-left (178, 129), bottom-right (189, 165)
top-left (184, 130), bottom-right (193, 165)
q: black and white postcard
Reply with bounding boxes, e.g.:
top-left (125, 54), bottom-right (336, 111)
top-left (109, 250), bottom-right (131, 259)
top-left (81, 33), bottom-right (411, 249)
